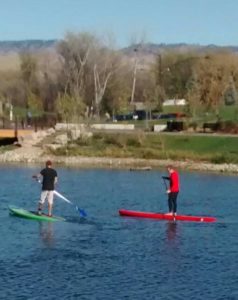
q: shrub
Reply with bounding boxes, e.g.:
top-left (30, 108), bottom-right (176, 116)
top-left (92, 133), bottom-right (104, 140)
top-left (210, 154), bottom-right (228, 164)
top-left (141, 149), bottom-right (160, 159)
top-left (126, 137), bottom-right (141, 147)
top-left (75, 139), bottom-right (91, 146)
top-left (104, 135), bottom-right (125, 148)
top-left (188, 121), bottom-right (198, 131)
top-left (219, 120), bottom-right (237, 133)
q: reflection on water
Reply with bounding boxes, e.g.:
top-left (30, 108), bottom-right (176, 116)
top-left (39, 223), bottom-right (55, 248)
top-left (166, 221), bottom-right (178, 241)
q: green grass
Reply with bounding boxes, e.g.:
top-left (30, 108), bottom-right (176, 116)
top-left (219, 106), bottom-right (238, 122)
top-left (0, 145), bottom-right (16, 152)
top-left (163, 135), bottom-right (237, 153)
top-left (162, 105), bottom-right (186, 114)
top-left (161, 135), bottom-right (238, 163)
top-left (47, 131), bottom-right (238, 164)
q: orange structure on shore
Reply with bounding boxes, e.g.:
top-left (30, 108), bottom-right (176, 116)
top-left (0, 129), bottom-right (34, 138)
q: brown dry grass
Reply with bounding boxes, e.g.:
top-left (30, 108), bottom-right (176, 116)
top-left (0, 53), bottom-right (20, 71)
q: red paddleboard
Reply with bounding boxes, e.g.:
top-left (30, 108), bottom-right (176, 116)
top-left (119, 209), bottom-right (216, 223)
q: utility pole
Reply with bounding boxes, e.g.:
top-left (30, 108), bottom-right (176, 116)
top-left (130, 48), bottom-right (138, 104)
top-left (158, 53), bottom-right (162, 86)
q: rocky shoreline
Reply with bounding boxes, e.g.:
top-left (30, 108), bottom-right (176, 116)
top-left (0, 143), bottom-right (238, 174)
top-left (0, 127), bottom-right (237, 174)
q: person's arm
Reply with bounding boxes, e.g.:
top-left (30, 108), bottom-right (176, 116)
top-left (166, 175), bottom-right (172, 193)
top-left (32, 169), bottom-right (43, 181)
top-left (32, 173), bottom-right (42, 181)
top-left (54, 170), bottom-right (58, 186)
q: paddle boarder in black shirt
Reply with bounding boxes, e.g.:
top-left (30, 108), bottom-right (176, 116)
top-left (33, 160), bottom-right (58, 217)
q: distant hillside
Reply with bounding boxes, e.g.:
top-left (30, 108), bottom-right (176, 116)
top-left (0, 40), bottom-right (58, 53)
top-left (121, 43), bottom-right (238, 56)
top-left (1, 40), bottom-right (238, 55)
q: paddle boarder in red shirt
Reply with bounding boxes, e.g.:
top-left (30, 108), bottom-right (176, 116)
top-left (162, 165), bottom-right (180, 216)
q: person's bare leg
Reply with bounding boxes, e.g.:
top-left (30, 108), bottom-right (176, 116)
top-left (48, 203), bottom-right (53, 217)
top-left (38, 203), bottom-right (43, 215)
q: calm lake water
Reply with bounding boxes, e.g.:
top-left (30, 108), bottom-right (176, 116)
top-left (0, 165), bottom-right (238, 300)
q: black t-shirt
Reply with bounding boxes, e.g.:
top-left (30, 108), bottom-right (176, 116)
top-left (40, 167), bottom-right (57, 191)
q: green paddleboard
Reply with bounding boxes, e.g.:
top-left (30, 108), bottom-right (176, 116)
top-left (9, 206), bottom-right (66, 222)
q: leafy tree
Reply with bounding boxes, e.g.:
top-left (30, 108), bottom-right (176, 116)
top-left (27, 91), bottom-right (43, 117)
top-left (36, 51), bottom-right (61, 124)
top-left (154, 51), bottom-right (198, 99)
top-left (102, 68), bottom-right (131, 116)
top-left (194, 54), bottom-right (230, 115)
top-left (56, 93), bottom-right (85, 123)
top-left (185, 71), bottom-right (202, 118)
top-left (57, 32), bottom-right (98, 118)
top-left (58, 31), bottom-right (122, 118)
top-left (223, 76), bottom-right (238, 106)
top-left (19, 52), bottom-right (38, 92)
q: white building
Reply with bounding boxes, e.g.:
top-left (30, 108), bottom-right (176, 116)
top-left (162, 99), bottom-right (187, 106)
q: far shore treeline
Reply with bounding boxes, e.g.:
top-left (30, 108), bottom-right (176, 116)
top-left (0, 31), bottom-right (238, 128)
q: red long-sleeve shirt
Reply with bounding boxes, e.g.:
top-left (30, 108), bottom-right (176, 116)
top-left (170, 170), bottom-right (179, 192)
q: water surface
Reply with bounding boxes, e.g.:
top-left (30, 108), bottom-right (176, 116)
top-left (0, 166), bottom-right (237, 300)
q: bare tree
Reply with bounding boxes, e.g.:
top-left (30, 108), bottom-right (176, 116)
top-left (93, 53), bottom-right (114, 116)
top-left (57, 32), bottom-right (98, 100)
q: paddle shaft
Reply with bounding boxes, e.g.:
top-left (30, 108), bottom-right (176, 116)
top-left (53, 190), bottom-right (72, 204)
top-left (53, 190), bottom-right (87, 217)
top-left (162, 177), bottom-right (168, 190)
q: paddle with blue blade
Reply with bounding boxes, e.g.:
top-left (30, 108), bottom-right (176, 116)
top-left (34, 177), bottom-right (87, 217)
top-left (53, 190), bottom-right (87, 217)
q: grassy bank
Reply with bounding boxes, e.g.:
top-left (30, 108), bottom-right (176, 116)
top-left (48, 132), bottom-right (238, 164)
